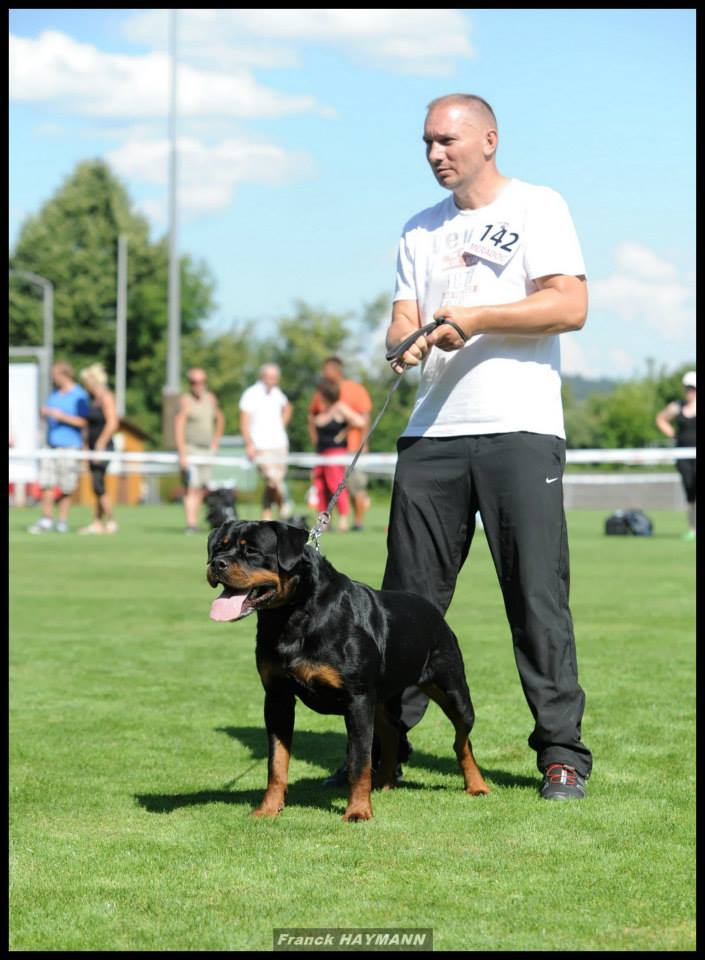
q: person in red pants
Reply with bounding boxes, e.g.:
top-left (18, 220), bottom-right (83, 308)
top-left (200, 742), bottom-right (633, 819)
top-left (310, 377), bottom-right (367, 533)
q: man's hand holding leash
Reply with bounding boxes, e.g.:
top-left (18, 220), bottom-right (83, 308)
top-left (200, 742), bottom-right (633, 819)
top-left (386, 308), bottom-right (472, 374)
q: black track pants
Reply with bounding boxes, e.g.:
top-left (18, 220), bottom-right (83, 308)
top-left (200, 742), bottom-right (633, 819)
top-left (382, 432), bottom-right (592, 778)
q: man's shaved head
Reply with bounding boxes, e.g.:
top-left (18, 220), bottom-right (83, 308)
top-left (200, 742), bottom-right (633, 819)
top-left (426, 94), bottom-right (498, 132)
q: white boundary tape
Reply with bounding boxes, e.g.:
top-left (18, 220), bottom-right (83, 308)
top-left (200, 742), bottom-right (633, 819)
top-left (8, 445), bottom-right (696, 480)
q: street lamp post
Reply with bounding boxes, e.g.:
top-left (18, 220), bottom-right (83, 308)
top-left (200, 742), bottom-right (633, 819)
top-left (162, 7), bottom-right (181, 446)
top-left (9, 268), bottom-right (54, 403)
top-left (115, 234), bottom-right (128, 418)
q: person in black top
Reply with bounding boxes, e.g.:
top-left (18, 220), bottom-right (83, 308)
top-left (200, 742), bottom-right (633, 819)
top-left (656, 370), bottom-right (696, 540)
top-left (310, 377), bottom-right (366, 533)
top-left (78, 363), bottom-right (120, 534)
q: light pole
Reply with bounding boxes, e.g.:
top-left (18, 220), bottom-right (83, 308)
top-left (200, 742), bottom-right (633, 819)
top-left (9, 268), bottom-right (54, 403)
top-left (163, 7), bottom-right (181, 446)
top-left (115, 234), bottom-right (128, 418)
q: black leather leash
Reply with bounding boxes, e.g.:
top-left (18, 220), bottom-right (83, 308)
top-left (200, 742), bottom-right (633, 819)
top-left (308, 316), bottom-right (468, 549)
top-left (384, 315), bottom-right (468, 362)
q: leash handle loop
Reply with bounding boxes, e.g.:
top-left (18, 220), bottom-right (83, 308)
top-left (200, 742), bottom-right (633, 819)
top-left (384, 316), bottom-right (467, 362)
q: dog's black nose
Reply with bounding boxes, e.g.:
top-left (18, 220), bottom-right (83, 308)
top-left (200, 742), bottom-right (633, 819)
top-left (213, 557), bottom-right (229, 571)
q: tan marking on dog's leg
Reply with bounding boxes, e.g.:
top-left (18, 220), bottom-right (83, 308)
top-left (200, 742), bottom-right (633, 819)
top-left (419, 682), bottom-right (490, 796)
top-left (252, 737), bottom-right (290, 817)
top-left (342, 763), bottom-right (373, 822)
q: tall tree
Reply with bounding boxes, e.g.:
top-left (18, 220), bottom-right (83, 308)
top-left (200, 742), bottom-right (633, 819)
top-left (9, 159), bottom-right (216, 440)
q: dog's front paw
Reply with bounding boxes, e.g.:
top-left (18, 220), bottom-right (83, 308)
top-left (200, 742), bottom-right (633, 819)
top-left (251, 798), bottom-right (285, 817)
top-left (342, 805), bottom-right (373, 822)
top-left (466, 782), bottom-right (491, 796)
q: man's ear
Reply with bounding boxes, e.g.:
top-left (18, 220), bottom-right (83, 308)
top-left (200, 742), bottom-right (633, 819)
top-left (276, 523), bottom-right (309, 572)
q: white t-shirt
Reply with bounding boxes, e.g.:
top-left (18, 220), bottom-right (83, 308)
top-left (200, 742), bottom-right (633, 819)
top-left (239, 381), bottom-right (289, 449)
top-left (394, 178), bottom-right (586, 439)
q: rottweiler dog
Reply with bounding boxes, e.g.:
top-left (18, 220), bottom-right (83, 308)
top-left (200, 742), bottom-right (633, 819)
top-left (207, 519), bottom-right (490, 821)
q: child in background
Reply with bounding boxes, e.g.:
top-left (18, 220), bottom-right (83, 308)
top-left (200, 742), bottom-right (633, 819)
top-left (311, 377), bottom-right (367, 533)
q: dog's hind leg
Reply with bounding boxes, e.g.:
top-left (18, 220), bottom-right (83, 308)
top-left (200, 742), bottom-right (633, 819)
top-left (252, 688), bottom-right (296, 817)
top-left (373, 702), bottom-right (400, 791)
top-left (418, 681), bottom-right (490, 796)
top-left (342, 694), bottom-right (376, 821)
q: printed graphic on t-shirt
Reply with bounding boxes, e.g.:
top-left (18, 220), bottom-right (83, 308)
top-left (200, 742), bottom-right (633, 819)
top-left (441, 265), bottom-right (479, 306)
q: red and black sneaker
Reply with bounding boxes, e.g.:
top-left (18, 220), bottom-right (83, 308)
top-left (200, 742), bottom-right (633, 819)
top-left (540, 763), bottom-right (587, 800)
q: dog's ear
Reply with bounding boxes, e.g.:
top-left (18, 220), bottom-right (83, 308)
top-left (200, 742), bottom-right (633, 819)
top-left (276, 523), bottom-right (310, 572)
top-left (206, 526), bottom-right (220, 558)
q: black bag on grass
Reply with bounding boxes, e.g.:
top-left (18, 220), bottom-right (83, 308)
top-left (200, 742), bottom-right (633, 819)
top-left (605, 509), bottom-right (653, 536)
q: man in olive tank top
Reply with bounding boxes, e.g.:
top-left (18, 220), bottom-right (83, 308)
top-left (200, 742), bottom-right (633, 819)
top-left (174, 367), bottom-right (224, 533)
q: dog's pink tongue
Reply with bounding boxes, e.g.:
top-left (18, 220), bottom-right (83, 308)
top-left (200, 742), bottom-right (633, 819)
top-left (210, 588), bottom-right (248, 622)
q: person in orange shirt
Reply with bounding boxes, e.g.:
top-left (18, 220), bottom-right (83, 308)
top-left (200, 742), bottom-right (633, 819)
top-left (307, 357), bottom-right (373, 530)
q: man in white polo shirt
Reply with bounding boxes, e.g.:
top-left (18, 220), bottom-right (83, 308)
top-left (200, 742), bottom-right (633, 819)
top-left (239, 363), bottom-right (293, 521)
top-left (380, 93), bottom-right (592, 800)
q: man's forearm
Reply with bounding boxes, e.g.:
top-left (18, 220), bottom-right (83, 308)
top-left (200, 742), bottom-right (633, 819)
top-left (461, 289), bottom-right (586, 337)
top-left (213, 410), bottom-right (225, 446)
top-left (173, 417), bottom-right (186, 456)
top-left (386, 298), bottom-right (421, 343)
top-left (439, 277), bottom-right (588, 341)
top-left (239, 412), bottom-right (252, 447)
top-left (48, 410), bottom-right (87, 428)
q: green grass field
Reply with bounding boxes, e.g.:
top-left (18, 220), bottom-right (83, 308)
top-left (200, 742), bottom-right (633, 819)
top-left (10, 502), bottom-right (696, 951)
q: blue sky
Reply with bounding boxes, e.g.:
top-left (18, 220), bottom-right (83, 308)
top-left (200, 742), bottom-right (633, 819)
top-left (9, 8), bottom-right (696, 379)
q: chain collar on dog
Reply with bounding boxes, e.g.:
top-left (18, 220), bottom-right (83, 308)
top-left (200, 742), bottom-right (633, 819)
top-left (307, 317), bottom-right (466, 550)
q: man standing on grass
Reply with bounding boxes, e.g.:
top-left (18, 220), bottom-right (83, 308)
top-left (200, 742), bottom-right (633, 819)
top-left (240, 364), bottom-right (293, 521)
top-left (174, 367), bottom-right (225, 535)
top-left (326, 93), bottom-right (593, 800)
top-left (28, 361), bottom-right (90, 535)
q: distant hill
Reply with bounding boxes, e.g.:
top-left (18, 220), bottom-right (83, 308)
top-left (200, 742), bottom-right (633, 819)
top-left (563, 374), bottom-right (619, 403)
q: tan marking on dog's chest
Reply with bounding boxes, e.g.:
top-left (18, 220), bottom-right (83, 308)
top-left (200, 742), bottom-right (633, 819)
top-left (291, 662), bottom-right (344, 688)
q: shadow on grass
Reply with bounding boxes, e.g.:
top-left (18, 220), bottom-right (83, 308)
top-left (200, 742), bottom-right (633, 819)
top-left (134, 726), bottom-right (535, 814)
top-left (217, 726), bottom-right (537, 789)
top-left (135, 780), bottom-right (345, 815)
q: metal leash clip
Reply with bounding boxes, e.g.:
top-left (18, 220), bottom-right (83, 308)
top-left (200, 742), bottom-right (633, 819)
top-left (307, 511), bottom-right (331, 552)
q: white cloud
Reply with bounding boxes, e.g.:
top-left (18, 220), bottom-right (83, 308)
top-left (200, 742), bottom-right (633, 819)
top-left (613, 241), bottom-right (677, 281)
top-left (106, 135), bottom-right (315, 219)
top-left (9, 30), bottom-right (323, 118)
top-left (33, 121), bottom-right (66, 138)
top-left (606, 347), bottom-right (637, 377)
top-left (560, 336), bottom-right (640, 380)
top-left (590, 242), bottom-right (695, 343)
top-left (559, 333), bottom-right (597, 378)
top-left (121, 8), bottom-right (474, 75)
